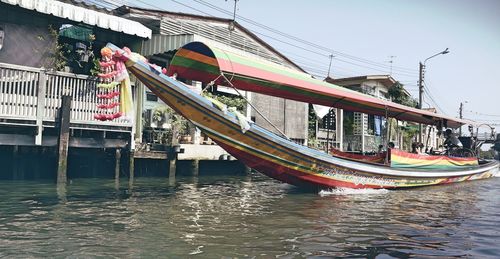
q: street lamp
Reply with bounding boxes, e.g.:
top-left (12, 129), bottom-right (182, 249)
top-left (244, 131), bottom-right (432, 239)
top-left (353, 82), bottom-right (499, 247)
top-left (418, 48), bottom-right (450, 142)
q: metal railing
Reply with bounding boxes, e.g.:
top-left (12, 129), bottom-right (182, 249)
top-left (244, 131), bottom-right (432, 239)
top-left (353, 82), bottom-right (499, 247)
top-left (0, 62), bottom-right (132, 127)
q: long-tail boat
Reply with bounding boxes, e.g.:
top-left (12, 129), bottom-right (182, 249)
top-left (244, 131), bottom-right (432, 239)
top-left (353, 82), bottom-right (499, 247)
top-left (109, 42), bottom-right (499, 189)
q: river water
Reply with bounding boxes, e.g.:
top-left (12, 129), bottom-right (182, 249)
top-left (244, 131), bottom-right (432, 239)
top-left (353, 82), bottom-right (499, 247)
top-left (0, 172), bottom-right (499, 258)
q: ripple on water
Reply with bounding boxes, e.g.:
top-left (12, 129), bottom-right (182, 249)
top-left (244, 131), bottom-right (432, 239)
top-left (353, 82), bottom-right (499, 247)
top-left (0, 175), bottom-right (499, 258)
top-left (319, 187), bottom-right (390, 196)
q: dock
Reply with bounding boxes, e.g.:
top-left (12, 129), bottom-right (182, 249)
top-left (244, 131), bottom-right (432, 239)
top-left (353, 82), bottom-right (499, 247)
top-left (0, 62), bottom-right (241, 182)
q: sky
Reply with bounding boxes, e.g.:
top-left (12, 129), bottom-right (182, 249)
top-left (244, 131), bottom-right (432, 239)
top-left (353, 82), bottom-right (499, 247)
top-left (136, 0), bottom-right (500, 132)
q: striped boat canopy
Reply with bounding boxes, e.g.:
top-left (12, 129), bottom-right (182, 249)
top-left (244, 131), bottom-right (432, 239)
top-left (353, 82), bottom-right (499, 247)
top-left (168, 42), bottom-right (471, 128)
top-left (390, 149), bottom-right (478, 169)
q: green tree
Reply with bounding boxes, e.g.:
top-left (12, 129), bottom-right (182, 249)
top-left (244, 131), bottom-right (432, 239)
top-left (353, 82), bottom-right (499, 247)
top-left (204, 92), bottom-right (247, 113)
top-left (307, 104), bottom-right (318, 147)
top-left (35, 25), bottom-right (68, 71)
top-left (152, 106), bottom-right (188, 145)
top-left (388, 81), bottom-right (418, 107)
top-left (479, 149), bottom-right (495, 159)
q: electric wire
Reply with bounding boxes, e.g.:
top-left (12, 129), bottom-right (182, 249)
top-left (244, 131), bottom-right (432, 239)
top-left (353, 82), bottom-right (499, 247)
top-left (464, 110), bottom-right (500, 117)
top-left (134, 0), bottom-right (214, 16)
top-left (278, 49), bottom-right (359, 76)
top-left (100, 0), bottom-right (420, 105)
top-left (422, 86), bottom-right (447, 115)
top-left (192, 0), bottom-right (418, 74)
top-left (109, 0), bottom-right (419, 80)
top-left (251, 29), bottom-right (417, 78)
top-left (86, 0), bottom-right (493, 128)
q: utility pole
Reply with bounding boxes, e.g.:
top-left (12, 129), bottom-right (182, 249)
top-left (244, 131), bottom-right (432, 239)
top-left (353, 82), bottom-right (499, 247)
top-left (227, 0), bottom-right (239, 31)
top-left (327, 54), bottom-right (334, 78)
top-left (228, 0), bottom-right (238, 21)
top-left (388, 55), bottom-right (396, 75)
top-left (418, 62), bottom-right (425, 143)
top-left (418, 48), bottom-right (449, 143)
top-left (459, 102), bottom-right (464, 136)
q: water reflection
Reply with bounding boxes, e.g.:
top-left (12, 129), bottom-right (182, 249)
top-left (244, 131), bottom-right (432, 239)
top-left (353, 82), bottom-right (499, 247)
top-left (56, 183), bottom-right (67, 203)
top-left (0, 175), bottom-right (498, 258)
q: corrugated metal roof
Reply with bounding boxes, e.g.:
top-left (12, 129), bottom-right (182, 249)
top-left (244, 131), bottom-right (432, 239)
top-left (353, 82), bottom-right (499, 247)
top-left (116, 6), bottom-right (305, 72)
top-left (141, 34), bottom-right (280, 68)
top-left (141, 34), bottom-right (194, 57)
top-left (1, 0), bottom-right (152, 38)
top-left (158, 17), bottom-right (291, 67)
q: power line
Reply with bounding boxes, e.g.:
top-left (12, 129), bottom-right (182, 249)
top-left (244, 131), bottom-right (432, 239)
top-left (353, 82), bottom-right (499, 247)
top-left (277, 49), bottom-right (360, 76)
top-left (464, 110), bottom-right (500, 117)
top-left (91, 0), bottom-right (421, 80)
top-left (387, 55), bottom-right (396, 75)
top-left (247, 22), bottom-right (415, 78)
top-left (298, 64), bottom-right (352, 78)
top-left (191, 0), bottom-right (418, 75)
top-left (423, 78), bottom-right (450, 114)
top-left (130, 0), bottom-right (419, 80)
top-left (327, 54), bottom-right (334, 77)
top-left (134, 0), bottom-right (214, 16)
top-left (125, 1), bottom-right (353, 79)
top-left (253, 29), bottom-right (417, 78)
top-left (423, 86), bottom-right (446, 115)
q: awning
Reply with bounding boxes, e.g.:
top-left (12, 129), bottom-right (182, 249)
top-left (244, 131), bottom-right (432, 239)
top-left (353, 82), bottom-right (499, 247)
top-left (1, 0), bottom-right (151, 38)
top-left (59, 25), bottom-right (93, 41)
top-left (168, 42), bottom-right (472, 128)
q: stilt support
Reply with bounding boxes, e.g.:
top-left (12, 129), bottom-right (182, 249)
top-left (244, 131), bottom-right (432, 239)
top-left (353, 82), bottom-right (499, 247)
top-left (57, 95), bottom-right (71, 184)
top-left (169, 158), bottom-right (177, 178)
top-left (12, 146), bottom-right (20, 180)
top-left (115, 148), bottom-right (121, 180)
top-left (129, 151), bottom-right (135, 185)
top-left (191, 159), bottom-right (199, 176)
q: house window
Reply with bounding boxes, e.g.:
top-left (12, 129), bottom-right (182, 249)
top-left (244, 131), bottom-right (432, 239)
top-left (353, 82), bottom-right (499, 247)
top-left (146, 92), bottom-right (158, 102)
top-left (367, 114), bottom-right (375, 135)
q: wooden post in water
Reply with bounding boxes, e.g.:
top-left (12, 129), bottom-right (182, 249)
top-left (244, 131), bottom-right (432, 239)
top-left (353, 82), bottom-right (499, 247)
top-left (191, 159), bottom-right (199, 176)
top-left (169, 124), bottom-right (180, 179)
top-left (169, 156), bottom-right (177, 178)
top-left (245, 165), bottom-right (252, 174)
top-left (129, 150), bottom-right (135, 184)
top-left (57, 95), bottom-right (72, 184)
top-left (12, 146), bottom-right (19, 180)
top-left (169, 145), bottom-right (180, 179)
top-left (168, 147), bottom-right (178, 186)
top-left (115, 148), bottom-right (121, 180)
top-left (35, 69), bottom-right (47, 146)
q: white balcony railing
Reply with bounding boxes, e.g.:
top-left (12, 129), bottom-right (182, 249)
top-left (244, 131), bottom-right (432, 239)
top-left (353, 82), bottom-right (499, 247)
top-left (0, 62), bottom-right (132, 128)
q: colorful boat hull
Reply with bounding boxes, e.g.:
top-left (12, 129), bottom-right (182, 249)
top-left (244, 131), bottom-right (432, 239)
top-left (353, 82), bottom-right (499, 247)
top-left (114, 46), bottom-right (499, 190)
